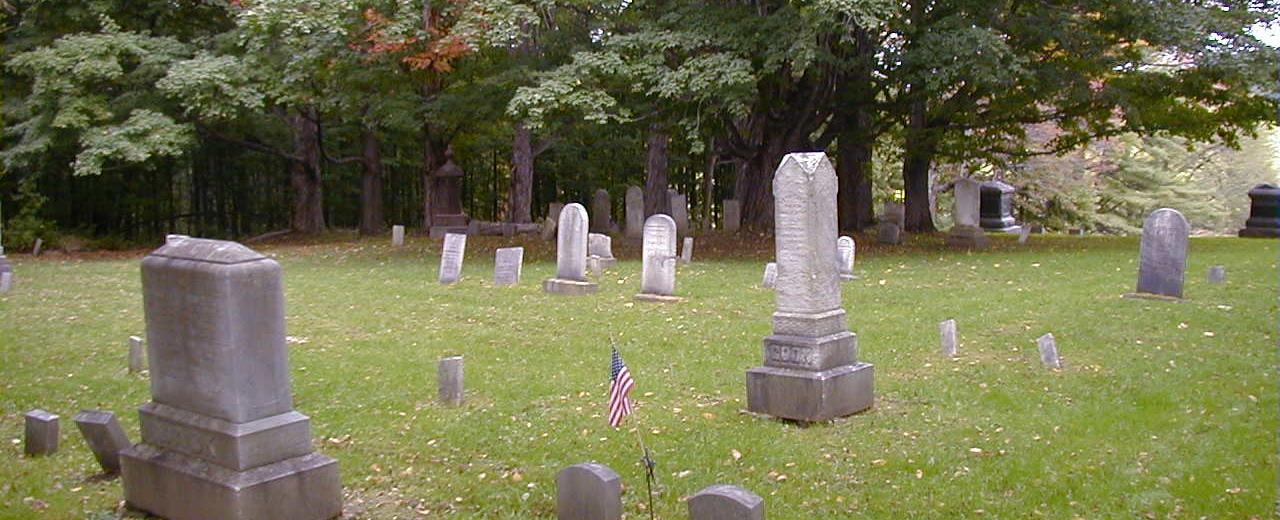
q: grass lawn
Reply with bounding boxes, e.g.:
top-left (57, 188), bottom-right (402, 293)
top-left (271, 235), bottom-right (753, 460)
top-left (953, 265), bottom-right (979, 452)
top-left (0, 232), bottom-right (1276, 518)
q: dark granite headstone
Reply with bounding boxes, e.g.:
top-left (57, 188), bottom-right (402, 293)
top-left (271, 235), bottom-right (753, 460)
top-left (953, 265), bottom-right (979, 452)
top-left (979, 181), bottom-right (1020, 233)
top-left (24, 409), bottom-right (59, 456)
top-left (1239, 183), bottom-right (1280, 238)
top-left (428, 149), bottom-right (470, 236)
top-left (74, 410), bottom-right (132, 474)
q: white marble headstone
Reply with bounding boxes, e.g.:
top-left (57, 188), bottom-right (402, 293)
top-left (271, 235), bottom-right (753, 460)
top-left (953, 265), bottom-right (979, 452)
top-left (439, 233), bottom-right (466, 284)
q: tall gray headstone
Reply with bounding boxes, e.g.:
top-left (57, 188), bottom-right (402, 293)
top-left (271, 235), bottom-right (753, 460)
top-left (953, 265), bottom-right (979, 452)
top-left (746, 153), bottom-right (874, 421)
top-left (946, 178), bottom-right (988, 249)
top-left (438, 356), bottom-right (464, 406)
top-left (1037, 333), bottom-right (1061, 369)
top-left (680, 237), bottom-right (694, 264)
top-left (544, 204), bottom-right (598, 294)
top-left (940, 319), bottom-right (957, 357)
top-left (24, 409), bottom-right (58, 456)
top-left (688, 484), bottom-right (765, 520)
top-left (120, 238), bottom-right (341, 520)
top-left (128, 335), bottom-right (146, 374)
top-left (588, 233), bottom-right (617, 269)
top-left (494, 247), bottom-right (524, 286)
top-left (392, 225), bottom-right (405, 246)
top-left (74, 410), bottom-right (132, 474)
top-left (624, 186), bottom-right (644, 239)
top-left (837, 236), bottom-right (856, 281)
top-left (761, 262), bottom-right (777, 289)
top-left (1133, 208), bottom-right (1189, 299)
top-left (591, 189), bottom-right (614, 233)
top-left (723, 199), bottom-right (741, 232)
top-left (637, 214), bottom-right (679, 302)
top-left (1208, 265), bottom-right (1226, 284)
top-left (670, 191), bottom-right (690, 237)
top-left (556, 463), bottom-right (621, 520)
top-left (439, 233), bottom-right (466, 284)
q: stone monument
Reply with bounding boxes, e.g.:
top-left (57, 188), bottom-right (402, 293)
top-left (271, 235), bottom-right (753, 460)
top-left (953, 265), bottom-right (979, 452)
top-left (636, 214), bottom-right (680, 303)
top-left (591, 189), bottom-right (614, 234)
top-left (625, 186), bottom-right (644, 239)
top-left (438, 356), bottom-right (464, 406)
top-left (1208, 265), bottom-right (1226, 284)
top-left (1239, 183), bottom-right (1280, 238)
top-left (439, 233), bottom-right (466, 284)
top-left (979, 180), bottom-right (1021, 233)
top-left (74, 410), bottom-right (132, 474)
top-left (723, 199), bottom-right (741, 233)
top-left (556, 463), bottom-right (621, 520)
top-left (588, 233), bottom-right (617, 270)
top-left (837, 236), bottom-right (856, 281)
top-left (128, 335), bottom-right (146, 374)
top-left (680, 237), bottom-right (694, 264)
top-left (494, 247), bottom-right (524, 286)
top-left (946, 178), bottom-right (988, 249)
top-left (669, 190), bottom-right (690, 237)
top-left (543, 204), bottom-right (598, 295)
top-left (940, 319), bottom-right (957, 357)
top-left (391, 225), bottom-right (405, 246)
top-left (688, 484), bottom-right (764, 520)
top-left (745, 153), bottom-right (874, 422)
top-left (428, 148), bottom-right (470, 237)
top-left (1038, 333), bottom-right (1061, 369)
top-left (24, 409), bottom-right (58, 456)
top-left (1127, 208), bottom-right (1189, 300)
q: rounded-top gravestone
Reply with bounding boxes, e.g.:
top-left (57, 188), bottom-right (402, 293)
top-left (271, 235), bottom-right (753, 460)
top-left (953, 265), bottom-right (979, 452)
top-left (1134, 208), bottom-right (1189, 299)
top-left (556, 463), bottom-right (621, 520)
top-left (544, 204), bottom-right (598, 294)
top-left (637, 214), bottom-right (679, 301)
top-left (688, 484), bottom-right (764, 520)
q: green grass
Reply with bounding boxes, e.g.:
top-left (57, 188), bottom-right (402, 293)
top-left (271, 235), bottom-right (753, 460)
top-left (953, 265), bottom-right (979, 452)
top-left (0, 233), bottom-right (1276, 518)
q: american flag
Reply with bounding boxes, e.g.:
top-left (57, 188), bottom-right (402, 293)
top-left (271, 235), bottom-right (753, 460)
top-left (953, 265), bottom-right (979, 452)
top-left (607, 347), bottom-right (635, 428)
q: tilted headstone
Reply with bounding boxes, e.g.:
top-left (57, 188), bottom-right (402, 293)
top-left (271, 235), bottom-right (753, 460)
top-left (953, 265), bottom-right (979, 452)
top-left (761, 262), bottom-right (777, 289)
top-left (591, 189), bottom-right (614, 234)
top-left (1239, 183), bottom-right (1280, 238)
top-left (120, 238), bottom-right (341, 520)
top-left (588, 233), bottom-right (617, 269)
top-left (636, 214), bottom-right (679, 302)
top-left (837, 236), bottom-right (856, 281)
top-left (438, 356), bottom-right (464, 406)
top-left (680, 237), bottom-right (694, 264)
top-left (493, 247), bottom-right (524, 286)
top-left (877, 222), bottom-right (902, 245)
top-left (32, 238), bottom-right (43, 256)
top-left (24, 409), bottom-right (58, 456)
top-left (979, 181), bottom-right (1021, 233)
top-left (688, 484), bottom-right (765, 520)
top-left (543, 204), bottom-right (598, 295)
top-left (439, 233), bottom-right (467, 284)
top-left (1037, 333), bottom-right (1061, 369)
top-left (670, 191), bottom-right (690, 237)
top-left (1018, 225), bottom-right (1031, 244)
top-left (723, 199), bottom-right (742, 232)
top-left (128, 335), bottom-right (146, 374)
top-left (392, 225), bottom-right (405, 246)
top-left (946, 178), bottom-right (988, 249)
top-left (746, 153), bottom-right (874, 421)
top-left (624, 186), bottom-right (644, 239)
top-left (1133, 208), bottom-right (1189, 299)
top-left (940, 319), bottom-right (957, 357)
top-left (1208, 265), bottom-right (1226, 284)
top-left (74, 410), bottom-right (132, 474)
top-left (556, 463), bottom-right (621, 520)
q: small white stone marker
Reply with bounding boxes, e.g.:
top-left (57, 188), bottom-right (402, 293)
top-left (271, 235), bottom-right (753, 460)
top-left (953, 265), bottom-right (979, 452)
top-left (24, 409), bottom-right (59, 456)
top-left (493, 247), bottom-right (524, 286)
top-left (1208, 265), bottom-right (1226, 284)
top-left (940, 319), bottom-right (957, 357)
top-left (128, 335), bottom-right (146, 374)
top-left (761, 262), bottom-right (777, 289)
top-left (1037, 333), bottom-right (1061, 369)
top-left (438, 233), bottom-right (466, 284)
top-left (392, 225), bottom-right (405, 246)
top-left (438, 356), bottom-right (464, 406)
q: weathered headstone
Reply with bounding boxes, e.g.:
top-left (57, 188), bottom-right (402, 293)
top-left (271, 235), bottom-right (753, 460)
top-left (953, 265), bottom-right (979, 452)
top-left (680, 237), bottom-right (694, 264)
top-left (1018, 225), bottom-right (1031, 244)
top-left (979, 181), bottom-right (1021, 233)
top-left (625, 186), bottom-right (645, 239)
top-left (636, 214), bottom-right (679, 302)
top-left (688, 485), bottom-right (764, 520)
top-left (940, 319), bottom-right (957, 357)
top-left (670, 190), bottom-right (690, 237)
top-left (0, 271), bottom-right (11, 294)
top-left (1239, 184), bottom-right (1280, 238)
top-left (946, 178), bottom-right (989, 249)
top-left (438, 233), bottom-right (467, 284)
top-left (24, 409), bottom-right (59, 456)
top-left (591, 189), bottom-right (614, 234)
top-left (1037, 333), bottom-right (1061, 369)
top-left (392, 225), bottom-right (405, 246)
top-left (438, 356), bottom-right (464, 406)
top-left (882, 202), bottom-right (905, 227)
top-left (544, 204), bottom-right (598, 295)
top-left (493, 247), bottom-right (524, 286)
top-left (746, 153), bottom-right (874, 421)
top-left (120, 238), bottom-right (341, 520)
top-left (723, 199), bottom-right (742, 233)
top-left (427, 150), bottom-right (470, 237)
top-left (128, 335), bottom-right (146, 374)
top-left (556, 463), bottom-right (621, 520)
top-left (32, 238), bottom-right (43, 256)
top-left (837, 236), bottom-right (856, 281)
top-left (74, 410), bottom-right (132, 474)
top-left (761, 262), bottom-right (777, 289)
top-left (877, 222), bottom-right (902, 245)
top-left (1208, 265), bottom-right (1226, 284)
top-left (543, 203), bottom-right (565, 241)
top-left (1130, 208), bottom-right (1189, 299)
top-left (588, 233), bottom-right (617, 270)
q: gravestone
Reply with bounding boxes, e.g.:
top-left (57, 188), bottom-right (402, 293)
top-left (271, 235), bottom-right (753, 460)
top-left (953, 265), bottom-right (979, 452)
top-left (723, 199), bottom-right (742, 232)
top-left (591, 189), bottom-right (614, 234)
top-left (588, 233), bottom-right (617, 270)
top-left (1239, 184), bottom-right (1280, 238)
top-left (940, 319), bottom-right (957, 357)
top-left (493, 247), bottom-right (524, 286)
top-left (32, 238), bottom-right (43, 256)
top-left (625, 187), bottom-right (644, 239)
top-left (549, 202), bottom-right (565, 223)
top-left (761, 262), bottom-right (777, 289)
top-left (556, 463), bottom-right (621, 520)
top-left (392, 225), bottom-right (405, 246)
top-left (636, 214), bottom-right (680, 302)
top-left (438, 356), bottom-right (464, 406)
top-left (1208, 265), bottom-right (1226, 284)
top-left (877, 222), bottom-right (902, 245)
top-left (543, 204), bottom-right (598, 295)
top-left (74, 410), bottom-right (132, 474)
top-left (1018, 225), bottom-right (1031, 244)
top-left (882, 202), bottom-right (905, 227)
top-left (128, 335), bottom-right (146, 374)
top-left (837, 236), bottom-right (856, 281)
top-left (427, 149), bottom-right (470, 237)
top-left (979, 181), bottom-right (1021, 233)
top-left (688, 484), bottom-right (764, 520)
top-left (439, 233), bottom-right (467, 284)
top-left (1130, 208), bottom-right (1189, 299)
top-left (0, 272), bottom-right (11, 294)
top-left (680, 237), bottom-right (694, 264)
top-left (24, 409), bottom-right (59, 456)
top-left (946, 178), bottom-right (989, 249)
top-left (670, 190), bottom-right (690, 237)
top-left (1037, 333), bottom-right (1061, 369)
top-left (119, 238), bottom-right (341, 520)
top-left (746, 153), bottom-right (874, 422)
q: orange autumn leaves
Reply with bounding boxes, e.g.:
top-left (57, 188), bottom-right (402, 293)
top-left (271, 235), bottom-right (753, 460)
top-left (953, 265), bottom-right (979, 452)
top-left (354, 7), bottom-right (484, 74)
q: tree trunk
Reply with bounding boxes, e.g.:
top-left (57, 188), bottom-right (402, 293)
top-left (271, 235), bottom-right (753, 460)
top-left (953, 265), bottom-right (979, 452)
top-left (421, 127), bottom-right (445, 230)
top-left (902, 99), bottom-right (937, 232)
top-left (289, 111), bottom-right (325, 234)
top-left (508, 121), bottom-right (534, 223)
top-left (358, 127), bottom-right (385, 235)
top-left (644, 122), bottom-right (670, 217)
top-left (837, 124), bottom-right (875, 231)
top-left (702, 135), bottom-right (716, 229)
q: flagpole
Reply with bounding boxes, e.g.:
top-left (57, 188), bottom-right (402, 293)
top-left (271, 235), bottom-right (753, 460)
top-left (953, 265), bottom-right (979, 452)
top-left (611, 336), bottom-right (657, 520)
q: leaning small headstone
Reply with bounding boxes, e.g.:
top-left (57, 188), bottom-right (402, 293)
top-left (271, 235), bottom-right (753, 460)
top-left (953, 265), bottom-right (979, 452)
top-left (940, 319), bottom-right (957, 357)
top-left (438, 356), bottom-right (464, 406)
top-left (24, 409), bottom-right (59, 456)
top-left (439, 233), bottom-right (467, 284)
top-left (723, 199), bottom-right (741, 233)
top-left (624, 186), bottom-right (644, 239)
top-left (73, 410), bottom-right (132, 474)
top-left (688, 484), bottom-right (764, 520)
top-left (636, 214), bottom-right (680, 302)
top-left (1208, 265), bottom-right (1226, 284)
top-left (1018, 225), bottom-right (1031, 244)
top-left (1130, 208), bottom-right (1189, 299)
top-left (32, 238), bottom-right (43, 256)
top-left (392, 225), bottom-right (405, 246)
top-left (680, 237), bottom-right (694, 264)
top-left (761, 262), bottom-right (777, 289)
top-left (588, 233), bottom-right (617, 269)
top-left (1037, 333), bottom-right (1061, 369)
top-left (128, 336), bottom-right (146, 374)
top-left (0, 272), bottom-right (11, 294)
top-left (837, 236), bottom-right (856, 281)
top-left (494, 247), bottom-right (524, 286)
top-left (544, 203), bottom-right (598, 294)
top-left (556, 463), bottom-right (621, 520)
top-left (877, 222), bottom-right (902, 245)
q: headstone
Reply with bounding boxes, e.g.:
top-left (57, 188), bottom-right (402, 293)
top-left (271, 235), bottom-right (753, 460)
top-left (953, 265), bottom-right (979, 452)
top-left (427, 150), bottom-right (470, 237)
top-left (120, 238), bottom-right (341, 520)
top-left (636, 214), bottom-right (679, 302)
top-left (939, 319), bottom-right (957, 357)
top-left (1208, 265), bottom-right (1226, 284)
top-left (391, 225), bottom-right (405, 246)
top-left (877, 222), bottom-right (902, 245)
top-left (680, 237), bottom-right (694, 264)
top-left (24, 409), bottom-right (58, 456)
top-left (128, 335), bottom-right (146, 374)
top-left (556, 463), bottom-right (621, 520)
top-left (688, 484), bottom-right (765, 520)
top-left (1132, 208), bottom-right (1189, 299)
top-left (541, 215), bottom-right (557, 241)
top-left (723, 199), bottom-right (742, 233)
top-left (439, 233), bottom-right (467, 284)
top-left (1018, 225), bottom-right (1031, 244)
top-left (979, 181), bottom-right (1021, 233)
top-left (625, 186), bottom-right (645, 239)
top-left (882, 202), bottom-right (905, 227)
top-left (548, 202), bottom-right (565, 224)
top-left (1239, 183), bottom-right (1280, 238)
top-left (1037, 333), bottom-right (1061, 369)
top-left (32, 238), bottom-right (43, 256)
top-left (746, 153), bottom-right (874, 421)
top-left (588, 233), bottom-right (617, 270)
top-left (0, 272), bottom-right (11, 294)
top-left (73, 410), bottom-right (132, 474)
top-left (837, 236), bottom-right (856, 281)
top-left (438, 356), bottom-right (464, 406)
top-left (669, 191), bottom-right (690, 237)
top-left (543, 204), bottom-right (598, 295)
top-left (588, 256), bottom-right (603, 278)
top-left (946, 178), bottom-right (989, 249)
top-left (493, 247), bottom-right (524, 286)
top-left (591, 189), bottom-right (614, 234)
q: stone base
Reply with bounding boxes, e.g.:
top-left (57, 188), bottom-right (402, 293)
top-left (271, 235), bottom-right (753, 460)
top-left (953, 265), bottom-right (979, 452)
top-left (946, 226), bottom-right (989, 249)
top-left (634, 293), bottom-right (683, 303)
top-left (590, 256), bottom-right (618, 270)
top-left (982, 225), bottom-right (1022, 234)
top-left (543, 278), bottom-right (598, 295)
top-left (1239, 227), bottom-right (1280, 238)
top-left (429, 226), bottom-right (470, 239)
top-left (1122, 292), bottom-right (1184, 303)
top-left (745, 363), bottom-right (874, 422)
top-left (120, 444), bottom-right (341, 520)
